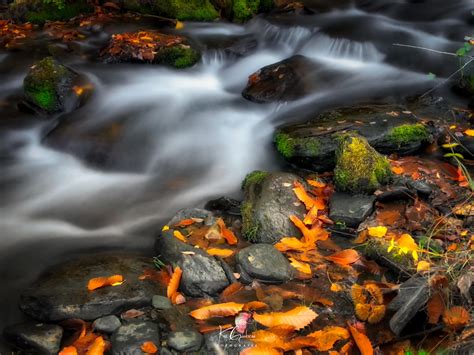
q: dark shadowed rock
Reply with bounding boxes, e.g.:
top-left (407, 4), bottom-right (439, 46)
top-left (167, 208), bottom-right (215, 226)
top-left (205, 330), bottom-right (254, 354)
top-left (20, 255), bottom-right (161, 322)
top-left (93, 315), bottom-right (122, 334)
top-left (236, 244), bottom-right (292, 282)
top-left (407, 179), bottom-right (433, 197)
top-left (3, 322), bottom-right (63, 355)
top-left (274, 104), bottom-right (435, 172)
top-left (111, 321), bottom-right (160, 355)
top-left (329, 193), bottom-right (375, 228)
top-left (155, 230), bottom-right (229, 296)
top-left (152, 295), bottom-right (172, 310)
top-left (388, 276), bottom-right (430, 336)
top-left (168, 330), bottom-right (203, 352)
top-left (376, 186), bottom-right (413, 202)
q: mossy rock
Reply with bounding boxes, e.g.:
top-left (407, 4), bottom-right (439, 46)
top-left (123, 0), bottom-right (219, 21)
top-left (10, 0), bottom-right (93, 24)
top-left (334, 134), bottom-right (392, 194)
top-left (23, 57), bottom-right (80, 114)
top-left (274, 105), bottom-right (435, 172)
top-left (154, 46), bottom-right (200, 68)
top-left (241, 171), bottom-right (306, 243)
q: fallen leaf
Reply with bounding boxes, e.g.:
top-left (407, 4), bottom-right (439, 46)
top-left (167, 266), bottom-right (182, 299)
top-left (141, 341), bottom-right (158, 354)
top-left (253, 306), bottom-right (317, 330)
top-left (457, 273), bottom-right (473, 303)
top-left (306, 326), bottom-right (350, 351)
top-left (174, 218), bottom-right (195, 227)
top-left (427, 292), bottom-right (445, 324)
top-left (171, 292), bottom-right (186, 304)
top-left (348, 323), bottom-right (373, 355)
top-left (189, 302), bottom-right (244, 320)
top-left (391, 166), bottom-right (404, 175)
top-left (289, 258), bottom-right (312, 274)
top-left (220, 282), bottom-right (244, 301)
top-left (443, 306), bottom-right (470, 330)
top-left (290, 215), bottom-right (329, 243)
top-left (416, 261), bottom-right (430, 273)
top-left (325, 249), bottom-right (360, 266)
top-left (173, 230), bottom-right (187, 242)
top-left (367, 226), bottom-right (387, 238)
top-left (59, 346), bottom-right (78, 355)
top-left (206, 248), bottom-right (234, 257)
top-left (87, 275), bottom-right (124, 291)
top-left (86, 336), bottom-right (106, 355)
top-left (464, 129), bottom-right (474, 136)
top-left (330, 283), bottom-right (343, 292)
top-left (244, 301), bottom-right (269, 311)
top-left (217, 218), bottom-right (238, 245)
top-left (241, 346), bottom-right (283, 354)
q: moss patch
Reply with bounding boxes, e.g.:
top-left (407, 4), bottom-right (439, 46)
top-left (334, 134), bottom-right (391, 194)
top-left (23, 57), bottom-right (74, 112)
top-left (232, 0), bottom-right (260, 22)
top-left (152, 0), bottom-right (218, 21)
top-left (241, 201), bottom-right (259, 242)
top-left (156, 46), bottom-right (200, 68)
top-left (20, 1), bottom-right (93, 24)
top-left (274, 132), bottom-right (320, 159)
top-left (387, 124), bottom-right (429, 147)
top-left (241, 170), bottom-right (268, 190)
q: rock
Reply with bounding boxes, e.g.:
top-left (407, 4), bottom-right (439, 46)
top-left (242, 55), bottom-right (318, 103)
top-left (274, 104), bottom-right (434, 172)
top-left (407, 179), bottom-right (433, 197)
top-left (93, 315), bottom-right (122, 334)
top-left (205, 330), bottom-right (254, 354)
top-left (334, 134), bottom-right (392, 194)
top-left (23, 57), bottom-right (84, 114)
top-left (101, 31), bottom-right (200, 68)
top-left (388, 276), bottom-right (430, 336)
top-left (3, 322), bottom-right (63, 354)
top-left (155, 230), bottom-right (229, 296)
top-left (20, 255), bottom-right (161, 322)
top-left (329, 193), bottom-right (375, 228)
top-left (111, 320), bottom-right (160, 355)
top-left (241, 171), bottom-right (306, 243)
top-left (375, 186), bottom-right (413, 202)
top-left (167, 330), bottom-right (204, 352)
top-left (152, 295), bottom-right (172, 310)
top-left (123, 0), bottom-right (219, 21)
top-left (167, 208), bottom-right (215, 226)
top-left (204, 196), bottom-right (241, 215)
top-left (9, 0), bottom-right (93, 24)
top-left (236, 244), bottom-right (292, 282)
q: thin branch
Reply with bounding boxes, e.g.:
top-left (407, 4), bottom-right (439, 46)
top-left (393, 43), bottom-right (474, 59)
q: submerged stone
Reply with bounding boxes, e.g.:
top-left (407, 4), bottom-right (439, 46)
top-left (23, 57), bottom-right (82, 114)
top-left (329, 192), bottom-right (375, 228)
top-left (93, 315), bottom-right (122, 334)
top-left (241, 171), bottom-right (306, 243)
top-left (111, 321), bottom-right (160, 355)
top-left (3, 322), bottom-right (63, 354)
top-left (274, 105), bottom-right (434, 172)
top-left (168, 330), bottom-right (203, 352)
top-left (334, 134), bottom-right (392, 194)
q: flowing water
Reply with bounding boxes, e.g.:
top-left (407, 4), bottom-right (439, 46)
top-left (0, 0), bottom-right (472, 341)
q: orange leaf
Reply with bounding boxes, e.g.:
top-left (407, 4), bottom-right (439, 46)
top-left (306, 326), bottom-right (350, 351)
top-left (427, 292), bottom-right (445, 324)
top-left (86, 336), bottom-right (106, 355)
top-left (243, 301), bottom-right (269, 311)
top-left (290, 215), bottom-right (329, 244)
top-left (391, 166), bottom-right (404, 175)
top-left (87, 275), bottom-right (124, 291)
top-left (167, 266), bottom-right (182, 299)
top-left (325, 249), bottom-right (360, 266)
top-left (347, 323), bottom-right (373, 355)
top-left (274, 237), bottom-right (307, 252)
top-left (206, 248), bottom-right (234, 257)
top-left (303, 205), bottom-right (320, 225)
top-left (174, 218), bottom-right (195, 227)
top-left (141, 341), bottom-right (158, 354)
top-left (253, 306), bottom-right (318, 330)
top-left (464, 129), bottom-right (474, 136)
top-left (307, 179), bottom-right (326, 188)
top-left (443, 306), bottom-right (470, 330)
top-left (293, 182), bottom-right (325, 210)
top-left (220, 282), bottom-right (244, 301)
top-left (241, 346), bottom-right (283, 355)
top-left (189, 302), bottom-right (244, 320)
top-left (173, 230), bottom-right (187, 242)
top-left (217, 218), bottom-right (238, 245)
top-left (289, 258), bottom-right (312, 275)
top-left (59, 346), bottom-right (78, 355)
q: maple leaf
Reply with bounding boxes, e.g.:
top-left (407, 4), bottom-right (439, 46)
top-left (293, 181), bottom-right (324, 210)
top-left (167, 266), bottom-right (182, 300)
top-left (290, 215), bottom-right (329, 243)
top-left (189, 302), bottom-right (244, 320)
top-left (348, 322), bottom-right (373, 355)
top-left (325, 249), bottom-right (360, 266)
top-left (87, 275), bottom-right (123, 291)
top-left (253, 306), bottom-right (318, 330)
top-left (274, 237), bottom-right (308, 252)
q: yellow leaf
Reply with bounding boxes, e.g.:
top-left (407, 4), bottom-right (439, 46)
top-left (330, 283), bottom-right (343, 292)
top-left (253, 306), bottom-right (318, 330)
top-left (175, 20), bottom-right (184, 30)
top-left (367, 226), bottom-right (387, 238)
top-left (289, 258), bottom-right (312, 274)
top-left (417, 261), bottom-right (430, 273)
top-left (206, 248), bottom-right (234, 257)
top-left (173, 230), bottom-right (187, 242)
top-left (162, 225), bottom-right (170, 231)
top-left (464, 129), bottom-right (474, 136)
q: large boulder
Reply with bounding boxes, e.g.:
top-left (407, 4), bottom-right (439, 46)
top-left (155, 230), bottom-right (230, 296)
top-left (3, 322), bottom-right (63, 355)
top-left (23, 57), bottom-right (86, 114)
top-left (19, 255), bottom-right (162, 322)
top-left (274, 105), bottom-right (434, 172)
top-left (111, 321), bottom-right (160, 355)
top-left (241, 171), bottom-right (306, 243)
top-left (334, 134), bottom-right (392, 194)
top-left (122, 0), bottom-right (219, 21)
top-left (101, 31), bottom-right (200, 68)
top-left (9, 0), bottom-right (93, 24)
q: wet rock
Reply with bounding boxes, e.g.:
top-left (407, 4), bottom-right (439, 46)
top-left (205, 196), bottom-right (241, 215)
top-left (101, 31), bottom-right (200, 68)
top-left (122, 0), bottom-right (219, 21)
top-left (167, 330), bottom-right (203, 352)
top-left (334, 134), bottom-right (392, 194)
top-left (205, 330), bottom-right (254, 354)
top-left (388, 276), bottom-right (430, 336)
top-left (155, 230), bottom-right (229, 296)
top-left (274, 104), bottom-right (434, 172)
top-left (242, 55), bottom-right (318, 103)
top-left (111, 320), bottom-right (160, 355)
top-left (20, 255), bottom-right (161, 322)
top-left (3, 322), bottom-right (62, 354)
top-left (407, 179), bottom-right (432, 197)
top-left (152, 295), bottom-right (172, 310)
top-left (376, 186), bottom-right (413, 202)
top-left (223, 37), bottom-right (258, 57)
top-left (167, 207), bottom-right (215, 226)
top-left (9, 0), bottom-right (93, 24)
top-left (329, 193), bottom-right (375, 228)
top-left (93, 315), bottom-right (122, 334)
top-left (23, 57), bottom-right (84, 114)
top-left (236, 244), bottom-right (292, 282)
top-left (241, 171), bottom-right (306, 243)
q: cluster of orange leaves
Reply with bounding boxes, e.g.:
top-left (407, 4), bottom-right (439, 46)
top-left (351, 284), bottom-right (386, 324)
top-left (103, 31), bottom-right (185, 61)
top-left (0, 20), bottom-right (34, 48)
top-left (59, 321), bottom-right (109, 355)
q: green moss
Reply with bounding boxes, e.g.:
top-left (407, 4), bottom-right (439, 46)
top-left (152, 0), bottom-right (218, 21)
top-left (241, 201), bottom-right (259, 242)
top-left (23, 2), bottom-right (93, 24)
top-left (23, 57), bottom-right (72, 112)
top-left (334, 134), bottom-right (392, 194)
top-left (156, 46), bottom-right (200, 68)
top-left (232, 0), bottom-right (259, 22)
top-left (241, 170), bottom-right (268, 190)
top-left (387, 124), bottom-right (429, 147)
top-left (274, 132), bottom-right (320, 159)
